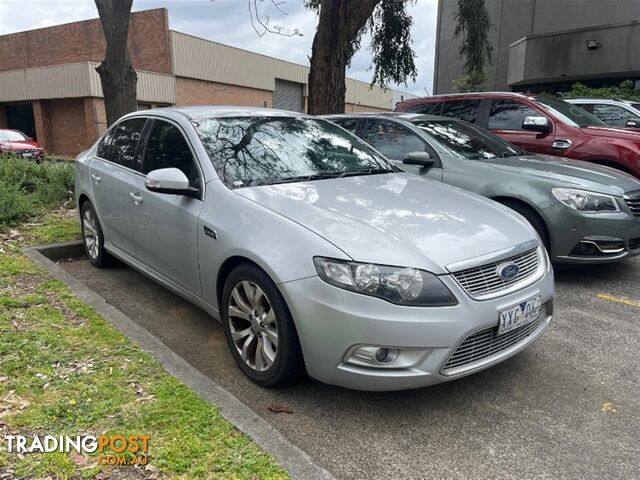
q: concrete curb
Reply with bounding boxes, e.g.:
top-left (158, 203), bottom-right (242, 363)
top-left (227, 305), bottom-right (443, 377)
top-left (23, 242), bottom-right (335, 480)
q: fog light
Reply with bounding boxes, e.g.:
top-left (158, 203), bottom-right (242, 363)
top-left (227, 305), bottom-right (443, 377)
top-left (347, 345), bottom-right (399, 367)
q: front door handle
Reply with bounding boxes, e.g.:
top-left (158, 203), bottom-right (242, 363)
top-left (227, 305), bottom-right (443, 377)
top-left (91, 174), bottom-right (102, 184)
top-left (129, 192), bottom-right (143, 205)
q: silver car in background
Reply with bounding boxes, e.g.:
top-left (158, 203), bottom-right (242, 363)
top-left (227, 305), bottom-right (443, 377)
top-left (75, 107), bottom-right (554, 391)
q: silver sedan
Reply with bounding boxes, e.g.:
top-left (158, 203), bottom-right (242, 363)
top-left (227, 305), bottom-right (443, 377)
top-left (75, 107), bottom-right (554, 391)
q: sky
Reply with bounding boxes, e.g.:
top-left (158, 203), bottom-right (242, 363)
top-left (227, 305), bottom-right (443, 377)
top-left (0, 0), bottom-right (438, 95)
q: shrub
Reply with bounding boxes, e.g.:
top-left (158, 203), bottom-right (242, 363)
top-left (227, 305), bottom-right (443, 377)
top-left (0, 156), bottom-right (75, 227)
top-left (560, 80), bottom-right (640, 102)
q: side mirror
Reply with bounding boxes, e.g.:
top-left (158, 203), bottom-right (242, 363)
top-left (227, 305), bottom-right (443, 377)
top-left (402, 151), bottom-right (434, 168)
top-left (145, 168), bottom-right (198, 197)
top-left (522, 116), bottom-right (551, 133)
top-left (626, 119), bottom-right (640, 128)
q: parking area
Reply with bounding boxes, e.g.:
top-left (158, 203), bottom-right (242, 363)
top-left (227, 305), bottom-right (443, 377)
top-left (60, 256), bottom-right (640, 479)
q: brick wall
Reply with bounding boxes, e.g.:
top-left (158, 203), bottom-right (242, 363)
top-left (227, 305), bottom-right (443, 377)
top-left (34, 98), bottom-right (95, 157)
top-left (176, 77), bottom-right (272, 108)
top-left (345, 103), bottom-right (390, 113)
top-left (0, 9), bottom-right (171, 74)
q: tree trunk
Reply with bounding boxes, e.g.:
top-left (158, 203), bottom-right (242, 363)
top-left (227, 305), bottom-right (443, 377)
top-left (94, 0), bottom-right (137, 127)
top-left (307, 0), bottom-right (380, 115)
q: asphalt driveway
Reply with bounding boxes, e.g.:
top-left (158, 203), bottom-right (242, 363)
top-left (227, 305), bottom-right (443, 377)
top-left (61, 257), bottom-right (640, 479)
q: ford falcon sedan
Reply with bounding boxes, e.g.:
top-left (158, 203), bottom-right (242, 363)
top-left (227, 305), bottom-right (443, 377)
top-left (325, 113), bottom-right (640, 264)
top-left (75, 107), bottom-right (554, 391)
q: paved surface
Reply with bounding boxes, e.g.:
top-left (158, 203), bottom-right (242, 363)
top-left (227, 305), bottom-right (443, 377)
top-left (61, 257), bottom-right (640, 479)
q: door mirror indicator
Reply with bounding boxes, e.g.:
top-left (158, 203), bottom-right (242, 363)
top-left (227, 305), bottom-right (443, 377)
top-left (402, 151), bottom-right (434, 168)
top-left (145, 168), bottom-right (198, 197)
top-left (522, 116), bottom-right (551, 133)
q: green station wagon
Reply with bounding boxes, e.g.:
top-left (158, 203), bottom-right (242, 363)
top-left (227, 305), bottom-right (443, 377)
top-left (325, 113), bottom-right (640, 264)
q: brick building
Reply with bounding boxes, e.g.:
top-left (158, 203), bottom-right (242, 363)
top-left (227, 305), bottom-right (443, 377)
top-left (0, 9), bottom-right (412, 157)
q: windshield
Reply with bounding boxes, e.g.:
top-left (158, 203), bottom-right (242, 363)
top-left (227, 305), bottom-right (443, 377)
top-left (534, 96), bottom-right (605, 127)
top-left (193, 116), bottom-right (393, 188)
top-left (409, 118), bottom-right (524, 159)
top-left (0, 130), bottom-right (28, 142)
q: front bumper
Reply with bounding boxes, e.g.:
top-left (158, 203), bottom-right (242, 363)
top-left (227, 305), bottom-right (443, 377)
top-left (279, 267), bottom-right (554, 391)
top-left (544, 203), bottom-right (640, 264)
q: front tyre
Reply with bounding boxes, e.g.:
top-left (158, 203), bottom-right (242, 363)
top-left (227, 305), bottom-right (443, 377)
top-left (221, 264), bottom-right (305, 387)
top-left (80, 202), bottom-right (114, 268)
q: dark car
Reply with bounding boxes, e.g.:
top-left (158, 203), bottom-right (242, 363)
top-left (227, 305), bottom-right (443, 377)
top-left (0, 129), bottom-right (44, 162)
top-left (395, 92), bottom-right (640, 178)
top-left (324, 112), bottom-right (640, 264)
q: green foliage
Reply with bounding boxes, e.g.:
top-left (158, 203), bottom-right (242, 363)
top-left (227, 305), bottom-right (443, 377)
top-left (560, 80), bottom-right (640, 101)
top-left (303, 0), bottom-right (417, 89)
top-left (454, 0), bottom-right (493, 91)
top-left (452, 72), bottom-right (489, 93)
top-left (369, 0), bottom-right (417, 87)
top-left (0, 157), bottom-right (75, 227)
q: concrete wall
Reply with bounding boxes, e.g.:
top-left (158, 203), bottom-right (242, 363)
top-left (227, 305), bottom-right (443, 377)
top-left (434, 0), bottom-right (640, 93)
top-left (0, 9), bottom-right (172, 74)
top-left (508, 22), bottom-right (640, 87)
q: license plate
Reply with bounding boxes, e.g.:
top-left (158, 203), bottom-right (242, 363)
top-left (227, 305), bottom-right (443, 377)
top-left (22, 152), bottom-right (32, 158)
top-left (498, 295), bottom-right (541, 336)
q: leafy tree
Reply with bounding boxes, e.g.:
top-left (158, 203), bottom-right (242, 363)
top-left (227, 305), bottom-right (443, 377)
top-left (303, 0), bottom-right (417, 114)
top-left (560, 80), bottom-right (640, 102)
top-left (94, 0), bottom-right (138, 126)
top-left (453, 0), bottom-right (493, 92)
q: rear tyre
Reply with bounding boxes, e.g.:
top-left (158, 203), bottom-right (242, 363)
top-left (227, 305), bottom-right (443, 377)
top-left (499, 199), bottom-right (551, 253)
top-left (80, 202), bottom-right (114, 268)
top-left (221, 264), bottom-right (305, 387)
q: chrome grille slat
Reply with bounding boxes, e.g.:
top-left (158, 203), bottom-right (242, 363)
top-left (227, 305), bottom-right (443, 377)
top-left (441, 301), bottom-right (551, 373)
top-left (451, 248), bottom-right (540, 299)
top-left (625, 191), bottom-right (640, 216)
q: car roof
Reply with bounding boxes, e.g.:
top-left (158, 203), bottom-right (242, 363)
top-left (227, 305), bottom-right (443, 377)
top-left (125, 106), bottom-right (309, 121)
top-left (396, 91), bottom-right (533, 107)
top-left (564, 97), bottom-right (636, 105)
top-left (322, 112), bottom-right (446, 122)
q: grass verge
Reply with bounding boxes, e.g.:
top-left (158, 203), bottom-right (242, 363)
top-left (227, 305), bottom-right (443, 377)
top-left (0, 214), bottom-right (288, 479)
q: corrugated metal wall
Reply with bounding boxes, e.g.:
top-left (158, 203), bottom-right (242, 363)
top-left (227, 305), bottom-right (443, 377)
top-left (0, 62), bottom-right (176, 104)
top-left (170, 31), bottom-right (394, 110)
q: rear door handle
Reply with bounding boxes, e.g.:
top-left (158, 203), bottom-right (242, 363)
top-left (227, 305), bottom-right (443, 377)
top-left (129, 192), bottom-right (143, 205)
top-left (91, 174), bottom-right (102, 184)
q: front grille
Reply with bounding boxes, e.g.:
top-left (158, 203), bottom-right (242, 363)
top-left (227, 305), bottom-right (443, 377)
top-left (629, 238), bottom-right (640, 250)
top-left (451, 248), bottom-right (540, 299)
top-left (625, 190), bottom-right (640, 216)
top-left (441, 300), bottom-right (552, 375)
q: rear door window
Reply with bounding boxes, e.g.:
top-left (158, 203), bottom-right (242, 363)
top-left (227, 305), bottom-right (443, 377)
top-left (332, 118), bottom-right (359, 133)
top-left (488, 100), bottom-right (539, 131)
top-left (360, 119), bottom-right (426, 160)
top-left (439, 100), bottom-right (481, 123)
top-left (406, 102), bottom-right (441, 115)
top-left (100, 118), bottom-right (147, 169)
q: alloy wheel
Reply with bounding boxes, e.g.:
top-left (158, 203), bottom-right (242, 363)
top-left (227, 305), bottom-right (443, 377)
top-left (82, 209), bottom-right (99, 260)
top-left (228, 280), bottom-right (279, 372)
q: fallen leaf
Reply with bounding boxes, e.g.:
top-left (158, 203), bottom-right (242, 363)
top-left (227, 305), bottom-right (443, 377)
top-left (268, 404), bottom-right (293, 414)
top-left (601, 402), bottom-right (618, 413)
top-left (0, 377), bottom-right (8, 383)
top-left (70, 452), bottom-right (90, 467)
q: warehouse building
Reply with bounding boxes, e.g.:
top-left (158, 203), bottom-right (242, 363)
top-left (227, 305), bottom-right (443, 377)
top-left (0, 8), bottom-right (411, 156)
top-left (434, 0), bottom-right (640, 94)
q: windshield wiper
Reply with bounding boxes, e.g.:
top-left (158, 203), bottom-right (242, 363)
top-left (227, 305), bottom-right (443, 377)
top-left (337, 167), bottom-right (395, 177)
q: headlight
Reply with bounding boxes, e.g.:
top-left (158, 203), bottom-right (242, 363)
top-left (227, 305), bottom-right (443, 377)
top-left (313, 257), bottom-right (457, 307)
top-left (552, 188), bottom-right (619, 213)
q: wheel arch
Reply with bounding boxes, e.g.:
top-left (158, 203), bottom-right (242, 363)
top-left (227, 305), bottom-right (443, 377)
top-left (490, 195), bottom-right (552, 250)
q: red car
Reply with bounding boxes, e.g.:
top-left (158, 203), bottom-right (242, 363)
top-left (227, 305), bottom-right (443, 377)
top-left (0, 129), bottom-right (44, 162)
top-left (395, 92), bottom-right (640, 178)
